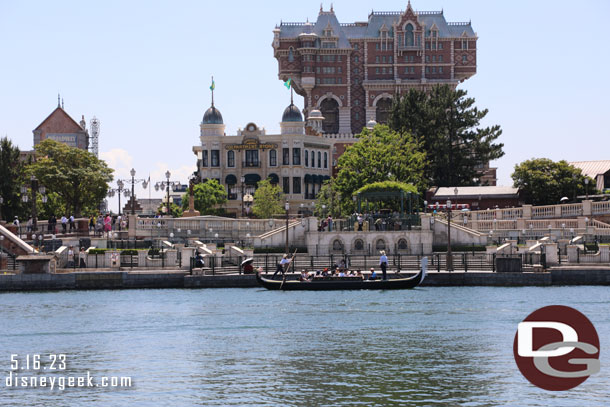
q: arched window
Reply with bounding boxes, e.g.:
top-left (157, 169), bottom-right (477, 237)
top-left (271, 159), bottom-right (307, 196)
top-left (317, 151), bottom-right (322, 168)
top-left (332, 239), bottom-right (344, 252)
top-left (269, 149), bottom-right (277, 167)
top-left (305, 150), bottom-right (309, 167)
top-left (354, 239), bottom-right (364, 251)
top-left (376, 239), bottom-right (386, 251)
top-left (227, 150), bottom-right (235, 167)
top-left (324, 152), bottom-right (328, 169)
top-left (397, 239), bottom-right (408, 251)
top-left (376, 98), bottom-right (392, 124)
top-left (311, 150), bottom-right (315, 167)
top-left (320, 98), bottom-right (339, 133)
top-left (288, 47), bottom-right (294, 62)
top-left (405, 24), bottom-right (414, 46)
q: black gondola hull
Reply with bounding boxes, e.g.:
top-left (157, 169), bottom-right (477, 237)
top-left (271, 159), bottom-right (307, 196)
top-left (256, 270), bottom-right (425, 291)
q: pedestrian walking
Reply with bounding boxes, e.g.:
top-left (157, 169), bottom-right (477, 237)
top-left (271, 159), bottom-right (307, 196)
top-left (79, 247), bottom-right (87, 268)
top-left (61, 215), bottom-right (67, 233)
top-left (69, 215), bottom-right (75, 232)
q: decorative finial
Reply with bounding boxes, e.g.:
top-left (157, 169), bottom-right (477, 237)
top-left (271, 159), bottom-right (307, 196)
top-left (320, 3), bottom-right (323, 13)
top-left (330, 3), bottom-right (333, 12)
top-left (290, 85), bottom-right (294, 105)
top-left (62, 98), bottom-right (64, 109)
top-left (57, 93), bottom-right (60, 107)
top-left (210, 76), bottom-right (215, 107)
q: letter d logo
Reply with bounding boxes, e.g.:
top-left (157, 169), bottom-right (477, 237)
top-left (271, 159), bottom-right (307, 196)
top-left (513, 305), bottom-right (600, 391)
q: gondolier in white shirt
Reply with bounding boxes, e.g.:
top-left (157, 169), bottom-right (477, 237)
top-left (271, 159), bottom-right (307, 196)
top-left (379, 250), bottom-right (388, 280)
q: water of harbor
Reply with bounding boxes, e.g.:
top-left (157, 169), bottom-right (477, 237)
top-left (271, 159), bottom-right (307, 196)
top-left (0, 286), bottom-right (608, 406)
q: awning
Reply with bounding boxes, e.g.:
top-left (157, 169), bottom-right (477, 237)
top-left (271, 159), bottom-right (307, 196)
top-left (315, 175), bottom-right (322, 184)
top-left (304, 174), bottom-right (312, 183)
top-left (244, 174), bottom-right (261, 185)
top-left (267, 173), bottom-right (279, 184)
top-left (323, 175), bottom-right (331, 182)
top-left (225, 174), bottom-right (237, 185)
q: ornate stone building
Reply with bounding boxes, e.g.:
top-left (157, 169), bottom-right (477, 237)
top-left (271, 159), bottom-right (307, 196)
top-left (192, 98), bottom-right (333, 216)
top-left (33, 97), bottom-right (89, 151)
top-left (273, 3), bottom-right (496, 184)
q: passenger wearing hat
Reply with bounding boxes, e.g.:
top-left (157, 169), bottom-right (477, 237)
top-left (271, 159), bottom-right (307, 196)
top-left (379, 250), bottom-right (388, 280)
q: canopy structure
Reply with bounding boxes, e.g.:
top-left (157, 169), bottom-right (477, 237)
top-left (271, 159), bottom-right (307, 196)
top-left (244, 174), bottom-right (261, 185)
top-left (225, 174), bottom-right (237, 185)
top-left (354, 181), bottom-right (420, 217)
top-left (267, 173), bottom-right (279, 184)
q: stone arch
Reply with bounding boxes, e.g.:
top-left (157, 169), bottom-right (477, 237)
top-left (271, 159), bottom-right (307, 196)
top-left (351, 237), bottom-right (366, 252)
top-left (319, 97), bottom-right (340, 134)
top-left (374, 94), bottom-right (393, 124)
top-left (316, 93), bottom-right (343, 108)
top-left (397, 238), bottom-right (409, 253)
top-left (375, 238), bottom-right (387, 252)
top-left (331, 237), bottom-right (345, 253)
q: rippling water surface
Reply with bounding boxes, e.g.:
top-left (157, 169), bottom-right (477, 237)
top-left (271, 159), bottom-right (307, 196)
top-left (0, 287), bottom-right (608, 406)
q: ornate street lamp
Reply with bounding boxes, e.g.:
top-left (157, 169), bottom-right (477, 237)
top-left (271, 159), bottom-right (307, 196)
top-left (285, 201), bottom-right (290, 254)
top-left (446, 187), bottom-right (458, 272)
top-left (240, 175), bottom-right (246, 217)
top-left (585, 178), bottom-right (590, 200)
top-left (128, 168), bottom-right (148, 215)
top-left (21, 175), bottom-right (47, 233)
top-left (155, 170), bottom-right (181, 217)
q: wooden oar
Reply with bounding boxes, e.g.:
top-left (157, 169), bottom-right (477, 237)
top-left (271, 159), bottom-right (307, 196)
top-left (280, 248), bottom-right (298, 290)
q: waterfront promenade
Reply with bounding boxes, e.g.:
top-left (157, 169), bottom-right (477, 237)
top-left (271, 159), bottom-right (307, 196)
top-left (1, 266), bottom-right (609, 291)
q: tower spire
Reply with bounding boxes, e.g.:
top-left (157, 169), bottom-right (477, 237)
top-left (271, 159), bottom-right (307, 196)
top-left (210, 76), bottom-right (215, 107)
top-left (57, 93), bottom-right (60, 107)
top-left (290, 85), bottom-right (294, 105)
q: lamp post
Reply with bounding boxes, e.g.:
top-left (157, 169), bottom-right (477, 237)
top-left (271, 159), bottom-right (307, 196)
top-left (446, 187), bottom-right (458, 272)
top-left (128, 168), bottom-right (148, 215)
top-left (240, 176), bottom-right (245, 217)
top-left (155, 171), bottom-right (181, 217)
top-left (107, 180), bottom-right (128, 217)
top-left (0, 195), bottom-right (3, 222)
top-left (21, 175), bottom-right (47, 233)
top-left (285, 201), bottom-right (290, 254)
top-left (585, 178), bottom-right (590, 200)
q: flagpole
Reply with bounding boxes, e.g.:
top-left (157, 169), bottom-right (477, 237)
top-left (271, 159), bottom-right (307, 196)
top-left (211, 75), bottom-right (214, 106)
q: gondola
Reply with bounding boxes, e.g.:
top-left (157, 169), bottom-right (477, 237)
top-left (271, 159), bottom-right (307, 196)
top-left (256, 267), bottom-right (426, 291)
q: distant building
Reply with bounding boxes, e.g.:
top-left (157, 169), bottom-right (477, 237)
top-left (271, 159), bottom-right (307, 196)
top-left (32, 97), bottom-right (89, 151)
top-left (427, 186), bottom-right (521, 210)
top-left (570, 161), bottom-right (610, 193)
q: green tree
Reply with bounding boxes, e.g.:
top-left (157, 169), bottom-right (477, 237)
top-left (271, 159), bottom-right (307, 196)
top-left (511, 158), bottom-right (595, 205)
top-left (0, 137), bottom-right (25, 221)
top-left (331, 124), bottom-right (426, 216)
top-left (181, 179), bottom-right (227, 216)
top-left (252, 179), bottom-right (284, 219)
top-left (313, 180), bottom-right (341, 218)
top-left (159, 202), bottom-right (183, 218)
top-left (389, 85), bottom-right (504, 186)
top-left (25, 139), bottom-right (113, 217)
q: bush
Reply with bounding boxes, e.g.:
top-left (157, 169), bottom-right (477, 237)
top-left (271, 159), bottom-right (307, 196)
top-left (121, 249), bottom-right (138, 256)
top-left (89, 248), bottom-right (107, 255)
top-left (148, 248), bottom-right (160, 256)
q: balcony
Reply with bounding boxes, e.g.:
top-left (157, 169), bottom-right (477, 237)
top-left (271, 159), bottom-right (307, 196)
top-left (398, 44), bottom-right (421, 51)
top-left (242, 161), bottom-right (261, 168)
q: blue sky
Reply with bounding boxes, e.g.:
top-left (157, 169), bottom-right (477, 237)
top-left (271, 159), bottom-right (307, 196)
top-left (1, 0), bottom-right (609, 211)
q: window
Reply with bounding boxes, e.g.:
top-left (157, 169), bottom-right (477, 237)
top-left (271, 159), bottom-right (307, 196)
top-left (311, 150), bottom-right (315, 167)
top-left (201, 150), bottom-right (208, 167)
top-left (375, 56), bottom-right (380, 63)
top-left (322, 41), bottom-right (336, 48)
top-left (354, 239), bottom-right (364, 251)
top-left (354, 78), bottom-right (359, 85)
top-left (398, 239), bottom-right (408, 251)
top-left (375, 67), bottom-right (380, 74)
top-left (354, 99), bottom-right (359, 106)
top-left (211, 150), bottom-right (220, 167)
top-left (439, 55), bottom-right (443, 62)
top-left (462, 40), bottom-right (468, 50)
top-left (425, 42), bottom-right (430, 50)
top-left (432, 67), bottom-right (436, 73)
top-left (375, 43), bottom-right (380, 50)
top-left (382, 67), bottom-right (386, 74)
top-left (405, 24), bottom-right (414, 46)
top-left (303, 66), bottom-right (312, 73)
top-left (245, 150), bottom-right (258, 167)
top-left (322, 55), bottom-right (336, 62)
top-left (439, 42), bottom-right (443, 50)
top-left (425, 55), bottom-right (430, 63)
top-left (389, 56), bottom-right (393, 63)
top-left (337, 67), bottom-right (342, 73)
top-left (316, 67), bottom-right (320, 74)
top-left (354, 112), bottom-right (359, 120)
top-left (316, 78), bottom-right (320, 84)
top-left (382, 56), bottom-right (386, 63)
top-left (337, 77), bottom-right (342, 84)
top-left (288, 47), bottom-right (294, 62)
top-left (269, 149), bottom-right (277, 166)
top-left (283, 148), bottom-right (290, 165)
top-left (404, 67), bottom-right (409, 74)
top-left (305, 150), bottom-right (309, 167)
top-left (462, 55), bottom-right (467, 63)
top-left (283, 177), bottom-right (290, 194)
top-left (324, 152), bottom-right (328, 168)
top-left (293, 177), bottom-right (301, 194)
top-left (425, 67), bottom-right (430, 74)
top-left (439, 67), bottom-right (443, 74)
top-left (332, 239), bottom-right (344, 252)
top-left (337, 55), bottom-right (341, 62)
top-left (353, 43), bottom-right (359, 50)
top-left (317, 152), bottom-right (322, 168)
top-left (227, 151), bottom-right (235, 167)
top-left (432, 55), bottom-right (436, 62)
top-left (354, 56), bottom-right (359, 63)
top-left (293, 148), bottom-right (301, 165)
top-left (410, 67), bottom-right (415, 74)
top-left (353, 68), bottom-right (359, 74)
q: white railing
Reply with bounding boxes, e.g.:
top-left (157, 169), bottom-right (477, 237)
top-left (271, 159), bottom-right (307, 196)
top-left (560, 203), bottom-right (583, 217)
top-left (532, 205), bottom-right (556, 219)
top-left (593, 201), bottom-right (610, 215)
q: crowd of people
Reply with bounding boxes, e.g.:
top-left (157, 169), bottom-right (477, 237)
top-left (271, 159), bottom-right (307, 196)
top-left (11, 213), bottom-right (128, 238)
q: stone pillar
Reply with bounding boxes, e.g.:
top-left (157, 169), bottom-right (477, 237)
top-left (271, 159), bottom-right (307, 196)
top-left (600, 245), bottom-right (609, 263)
top-left (128, 215), bottom-right (137, 238)
top-left (582, 200), bottom-right (592, 216)
top-left (522, 205), bottom-right (532, 219)
top-left (544, 243), bottom-right (558, 266)
top-left (567, 245), bottom-right (579, 263)
top-left (338, 107), bottom-right (351, 134)
top-left (365, 107), bottom-right (376, 123)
